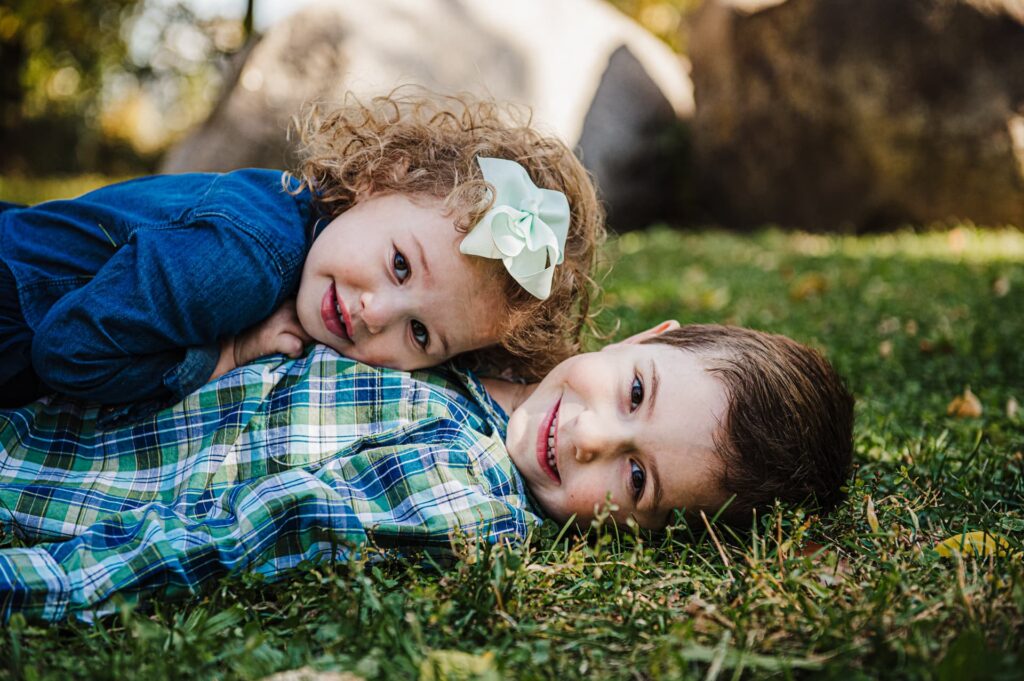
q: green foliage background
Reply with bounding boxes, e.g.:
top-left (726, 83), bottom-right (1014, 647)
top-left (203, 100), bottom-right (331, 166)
top-left (1, 2), bottom-right (1022, 678)
top-left (1, 178), bottom-right (1022, 677)
top-left (0, 0), bottom-right (686, 177)
top-left (0, 1), bottom-right (247, 175)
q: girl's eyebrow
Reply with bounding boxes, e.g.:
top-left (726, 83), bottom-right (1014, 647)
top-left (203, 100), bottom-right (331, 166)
top-left (407, 233), bottom-right (451, 356)
top-left (437, 331), bottom-right (451, 358)
top-left (411, 235), bottom-right (431, 279)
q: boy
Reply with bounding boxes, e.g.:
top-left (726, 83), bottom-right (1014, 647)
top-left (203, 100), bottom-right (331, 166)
top-left (0, 323), bottom-right (853, 622)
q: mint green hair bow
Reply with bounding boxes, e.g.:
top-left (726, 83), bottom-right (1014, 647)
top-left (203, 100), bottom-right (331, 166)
top-left (459, 157), bottom-right (570, 300)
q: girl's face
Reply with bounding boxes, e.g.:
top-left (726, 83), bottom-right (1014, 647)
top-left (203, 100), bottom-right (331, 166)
top-left (503, 339), bottom-right (729, 530)
top-left (296, 193), bottom-right (506, 369)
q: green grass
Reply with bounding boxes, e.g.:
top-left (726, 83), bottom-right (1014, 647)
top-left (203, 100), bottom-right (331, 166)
top-left (1, 180), bottom-right (1023, 679)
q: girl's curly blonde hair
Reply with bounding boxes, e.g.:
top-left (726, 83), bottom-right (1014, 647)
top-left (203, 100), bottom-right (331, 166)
top-left (289, 88), bottom-right (605, 381)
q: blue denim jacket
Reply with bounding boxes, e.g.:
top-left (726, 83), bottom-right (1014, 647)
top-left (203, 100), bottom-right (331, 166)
top-left (0, 169), bottom-right (314, 405)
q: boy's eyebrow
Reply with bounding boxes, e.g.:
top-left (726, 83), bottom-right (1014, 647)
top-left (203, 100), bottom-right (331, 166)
top-left (646, 359), bottom-right (663, 513)
top-left (649, 457), bottom-right (664, 512)
top-left (647, 359), bottom-right (660, 418)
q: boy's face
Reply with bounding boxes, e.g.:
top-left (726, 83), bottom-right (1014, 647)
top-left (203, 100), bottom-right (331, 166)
top-left (296, 193), bottom-right (505, 369)
top-left (504, 338), bottom-right (729, 530)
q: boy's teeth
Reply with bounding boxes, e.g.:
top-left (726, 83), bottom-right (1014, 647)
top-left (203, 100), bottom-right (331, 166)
top-left (545, 414), bottom-right (558, 471)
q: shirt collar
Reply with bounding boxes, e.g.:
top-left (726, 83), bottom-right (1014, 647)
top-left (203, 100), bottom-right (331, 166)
top-left (443, 365), bottom-right (510, 443)
top-left (443, 365), bottom-right (552, 519)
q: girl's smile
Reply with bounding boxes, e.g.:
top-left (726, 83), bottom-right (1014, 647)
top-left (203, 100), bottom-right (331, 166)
top-left (320, 283), bottom-right (353, 342)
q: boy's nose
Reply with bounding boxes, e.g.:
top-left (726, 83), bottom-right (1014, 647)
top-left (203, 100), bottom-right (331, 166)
top-left (572, 413), bottom-right (626, 464)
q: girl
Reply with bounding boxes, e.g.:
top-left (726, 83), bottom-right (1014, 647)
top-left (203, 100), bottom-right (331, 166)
top-left (0, 91), bottom-right (604, 408)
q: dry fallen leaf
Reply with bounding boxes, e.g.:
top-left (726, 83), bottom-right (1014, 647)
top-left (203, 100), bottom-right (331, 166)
top-left (865, 495), bottom-right (881, 534)
top-left (878, 339), bottom-right (894, 359)
top-left (817, 555), bottom-right (851, 586)
top-left (947, 227), bottom-right (967, 253)
top-left (789, 272), bottom-right (828, 301)
top-left (421, 650), bottom-right (496, 681)
top-left (262, 669), bottom-right (364, 681)
top-left (877, 316), bottom-right (901, 335)
top-left (992, 276), bottom-right (1010, 297)
top-left (796, 541), bottom-right (850, 585)
top-left (935, 531), bottom-right (1013, 559)
top-left (1007, 396), bottom-right (1020, 420)
top-left (904, 319), bottom-right (919, 336)
top-left (947, 386), bottom-right (983, 418)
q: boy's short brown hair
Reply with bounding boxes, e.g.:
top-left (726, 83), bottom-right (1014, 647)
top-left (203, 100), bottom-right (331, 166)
top-left (289, 88), bottom-right (605, 381)
top-left (643, 324), bottom-right (855, 523)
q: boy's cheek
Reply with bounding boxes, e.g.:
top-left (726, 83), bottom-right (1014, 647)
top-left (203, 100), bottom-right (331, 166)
top-left (549, 487), bottom-right (611, 526)
top-left (531, 490), bottom-right (577, 525)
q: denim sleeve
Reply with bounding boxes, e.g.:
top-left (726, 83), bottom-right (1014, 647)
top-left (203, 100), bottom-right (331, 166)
top-left (30, 218), bottom-right (293, 403)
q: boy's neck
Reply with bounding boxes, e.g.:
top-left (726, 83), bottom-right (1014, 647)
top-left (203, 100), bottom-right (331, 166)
top-left (479, 377), bottom-right (536, 417)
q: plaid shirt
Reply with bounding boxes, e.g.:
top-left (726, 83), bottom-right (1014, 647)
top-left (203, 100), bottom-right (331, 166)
top-left (0, 346), bottom-right (541, 622)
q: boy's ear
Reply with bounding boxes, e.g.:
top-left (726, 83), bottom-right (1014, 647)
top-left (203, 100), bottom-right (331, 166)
top-left (613, 320), bottom-right (681, 346)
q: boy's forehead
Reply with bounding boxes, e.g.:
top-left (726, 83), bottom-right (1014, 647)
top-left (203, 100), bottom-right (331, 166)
top-left (636, 344), bottom-right (729, 525)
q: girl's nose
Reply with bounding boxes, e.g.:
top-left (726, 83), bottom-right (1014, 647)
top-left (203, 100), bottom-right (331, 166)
top-left (359, 291), bottom-right (395, 335)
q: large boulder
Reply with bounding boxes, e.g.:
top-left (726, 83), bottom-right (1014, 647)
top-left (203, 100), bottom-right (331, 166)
top-left (161, 0), bottom-right (694, 231)
top-left (689, 0), bottom-right (1024, 230)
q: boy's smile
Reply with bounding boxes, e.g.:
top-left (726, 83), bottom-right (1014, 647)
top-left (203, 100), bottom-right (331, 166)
top-left (537, 397), bottom-right (561, 483)
top-left (297, 193), bottom-right (507, 369)
top-left (498, 336), bottom-right (730, 530)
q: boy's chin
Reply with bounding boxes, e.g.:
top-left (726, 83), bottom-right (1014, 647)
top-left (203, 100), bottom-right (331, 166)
top-left (533, 498), bottom-right (572, 525)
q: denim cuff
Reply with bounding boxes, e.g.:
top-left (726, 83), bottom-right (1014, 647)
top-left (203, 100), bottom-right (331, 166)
top-left (164, 343), bottom-right (220, 400)
top-left (0, 547), bottom-right (70, 623)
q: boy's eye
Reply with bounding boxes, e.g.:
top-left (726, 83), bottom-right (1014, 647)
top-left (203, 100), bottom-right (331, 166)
top-left (393, 250), bottom-right (410, 282)
top-left (411, 320), bottom-right (429, 349)
top-left (629, 460), bottom-right (646, 501)
top-left (629, 375), bottom-right (644, 411)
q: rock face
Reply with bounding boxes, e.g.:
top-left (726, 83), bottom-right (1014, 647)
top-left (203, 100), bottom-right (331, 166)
top-left (689, 0), bottom-right (1024, 231)
top-left (161, 0), bottom-right (694, 231)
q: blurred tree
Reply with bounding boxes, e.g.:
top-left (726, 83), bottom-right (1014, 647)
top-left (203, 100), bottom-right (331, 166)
top-left (0, 1), bottom-right (140, 173)
top-left (0, 0), bottom-right (251, 176)
top-left (605, 0), bottom-right (701, 53)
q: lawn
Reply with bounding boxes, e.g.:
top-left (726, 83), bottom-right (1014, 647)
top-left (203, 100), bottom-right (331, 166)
top-left (1, 178), bottom-right (1022, 680)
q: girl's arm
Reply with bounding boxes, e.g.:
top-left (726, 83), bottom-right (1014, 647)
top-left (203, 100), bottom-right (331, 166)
top-left (211, 300), bottom-right (311, 380)
top-left (30, 217), bottom-right (300, 403)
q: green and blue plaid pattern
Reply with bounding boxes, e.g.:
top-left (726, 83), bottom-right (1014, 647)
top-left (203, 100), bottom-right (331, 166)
top-left (0, 346), bottom-right (540, 622)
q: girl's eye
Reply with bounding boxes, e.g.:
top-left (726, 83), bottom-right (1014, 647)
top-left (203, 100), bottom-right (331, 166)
top-left (629, 375), bottom-right (644, 411)
top-left (411, 320), bottom-right (429, 349)
top-left (629, 460), bottom-right (646, 501)
top-left (393, 250), bottom-right (410, 282)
